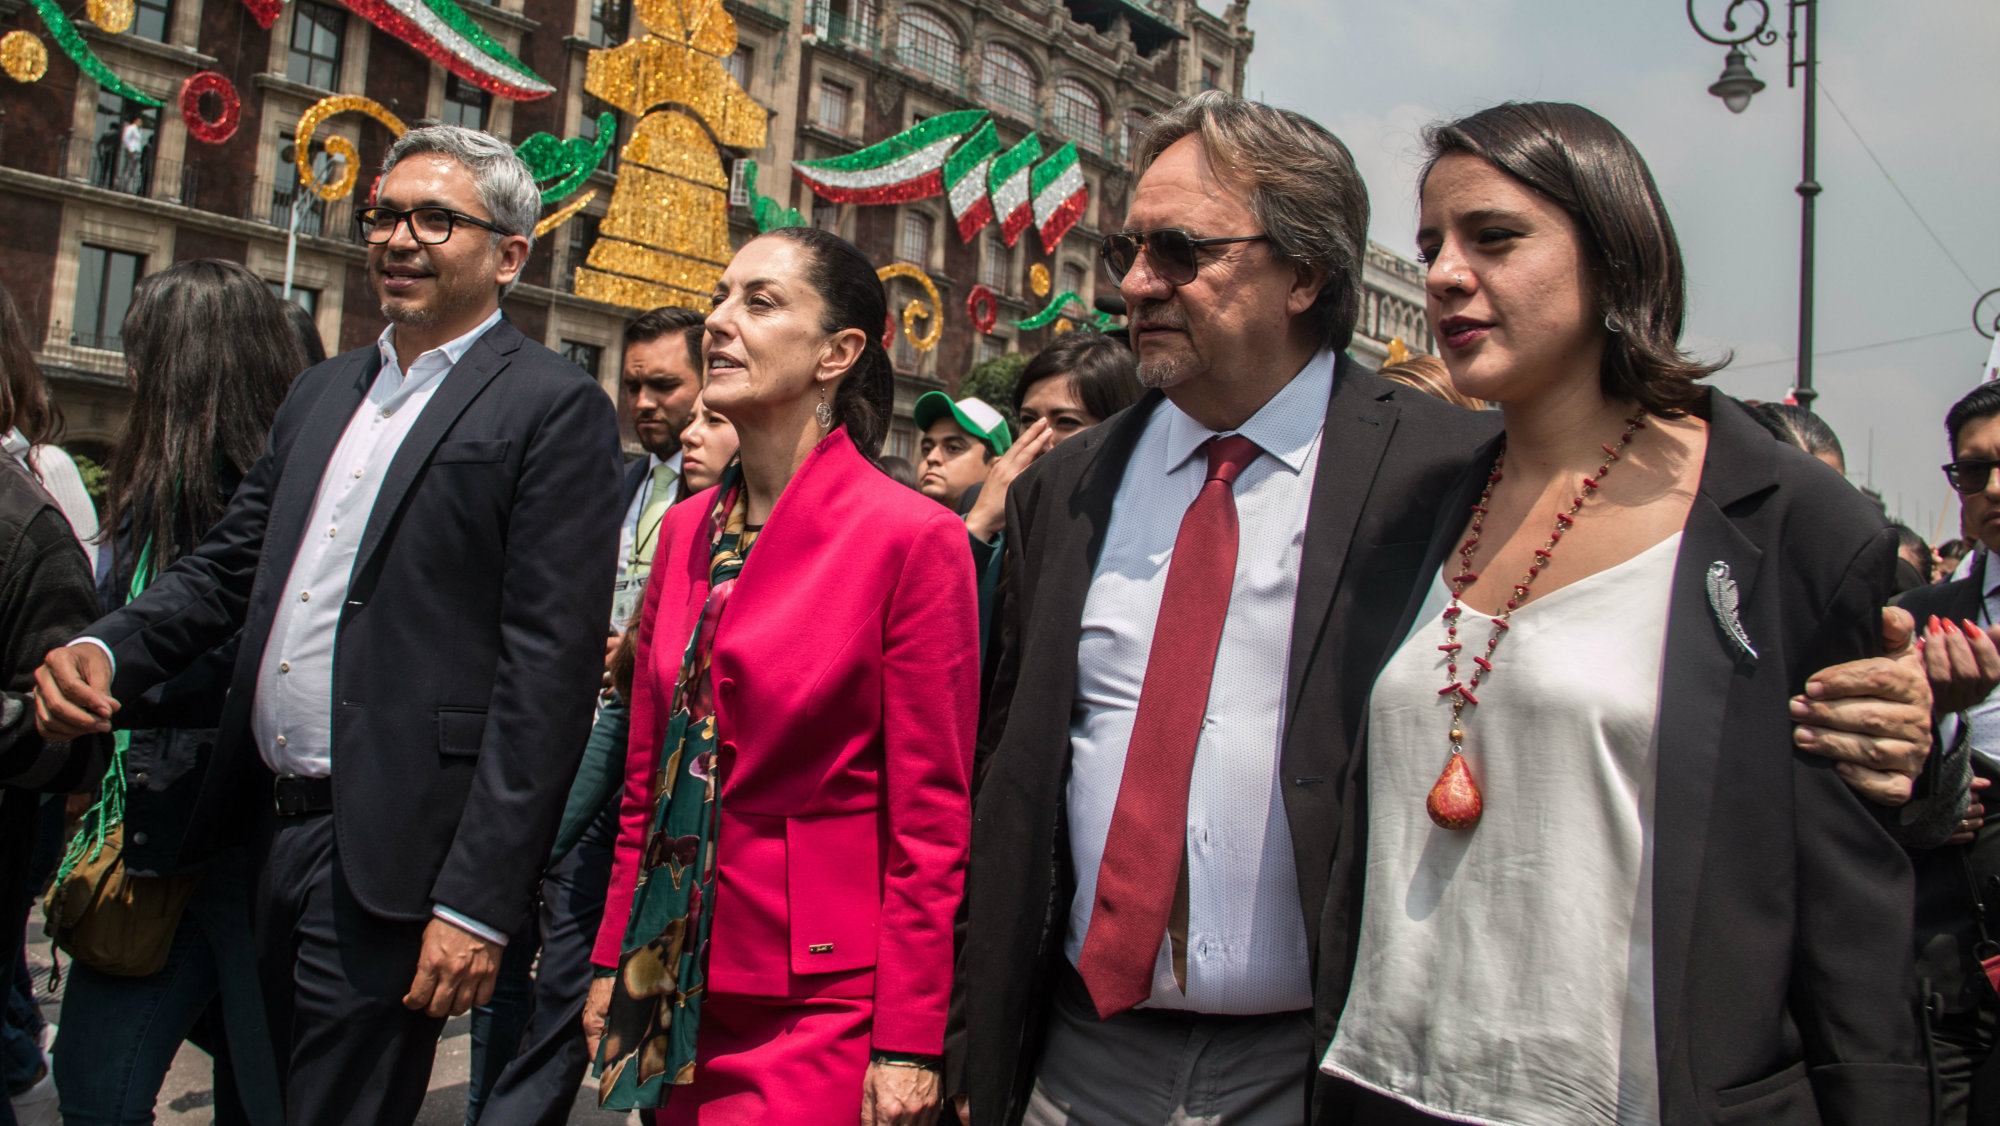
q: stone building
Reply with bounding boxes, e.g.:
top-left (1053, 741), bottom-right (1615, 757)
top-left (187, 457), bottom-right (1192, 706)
top-left (0, 0), bottom-right (1427, 468)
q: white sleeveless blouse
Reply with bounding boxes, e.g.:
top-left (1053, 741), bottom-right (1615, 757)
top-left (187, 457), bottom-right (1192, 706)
top-left (1321, 533), bottom-right (1680, 1126)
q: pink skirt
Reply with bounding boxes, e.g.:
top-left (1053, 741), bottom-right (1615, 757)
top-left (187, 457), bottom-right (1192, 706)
top-left (653, 993), bottom-right (873, 1126)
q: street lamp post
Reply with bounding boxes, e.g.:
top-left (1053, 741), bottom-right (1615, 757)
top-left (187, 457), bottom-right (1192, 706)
top-left (1687, 0), bottom-right (1819, 408)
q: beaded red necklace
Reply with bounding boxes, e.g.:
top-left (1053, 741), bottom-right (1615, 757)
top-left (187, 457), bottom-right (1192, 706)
top-left (1426, 409), bottom-right (1649, 831)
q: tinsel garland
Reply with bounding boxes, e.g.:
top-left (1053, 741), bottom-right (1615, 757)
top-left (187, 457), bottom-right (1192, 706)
top-left (534, 189), bottom-right (596, 238)
top-left (741, 162), bottom-right (806, 232)
top-left (989, 134), bottom-right (1042, 247)
top-left (944, 120), bottom-right (999, 242)
top-left (1029, 142), bottom-right (1086, 254)
top-left (27, 0), bottom-right (160, 106)
top-left (179, 71), bottom-right (240, 145)
top-left (966, 284), bottom-right (998, 335)
top-left (517, 112), bottom-right (615, 204)
top-left (239, 0), bottom-right (281, 29)
top-left (295, 95), bottom-right (406, 200)
top-left (340, 0), bottom-right (552, 100)
top-left (1014, 291), bottom-right (1114, 333)
top-left (877, 263), bottom-right (942, 352)
top-left (0, 31), bottom-right (47, 83)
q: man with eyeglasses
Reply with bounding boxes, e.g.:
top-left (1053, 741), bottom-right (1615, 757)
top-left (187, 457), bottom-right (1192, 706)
top-left (1899, 380), bottom-right (2000, 1124)
top-left (957, 91), bottom-right (1949, 1126)
top-left (33, 125), bottom-right (621, 1123)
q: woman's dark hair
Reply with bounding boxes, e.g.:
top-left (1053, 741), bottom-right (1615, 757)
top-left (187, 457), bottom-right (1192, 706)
top-left (1747, 401), bottom-right (1844, 469)
top-left (1421, 102), bottom-right (1720, 417)
top-left (283, 300), bottom-right (327, 366)
top-left (1012, 332), bottom-right (1141, 424)
top-left (753, 227), bottom-right (894, 456)
top-left (107, 259), bottom-right (303, 578)
top-left (0, 283), bottom-right (60, 455)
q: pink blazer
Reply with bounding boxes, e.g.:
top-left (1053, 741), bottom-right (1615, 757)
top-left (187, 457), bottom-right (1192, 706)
top-left (593, 429), bottom-right (979, 1054)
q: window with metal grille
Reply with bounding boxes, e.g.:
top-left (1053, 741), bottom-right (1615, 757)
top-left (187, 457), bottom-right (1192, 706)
top-left (579, 96), bottom-right (616, 170)
top-left (132, 0), bottom-right (171, 42)
top-left (1051, 78), bottom-right (1102, 152)
top-left (728, 158), bottom-right (751, 207)
top-left (588, 0), bottom-right (627, 45)
top-left (898, 210), bottom-right (931, 267)
top-left (72, 244), bottom-right (145, 351)
top-left (722, 47), bottom-right (753, 89)
top-left (1122, 108), bottom-right (1150, 161)
top-left (1060, 262), bottom-right (1086, 304)
top-left (980, 235), bottom-right (1009, 293)
top-left (817, 78), bottom-right (851, 134)
top-left (894, 7), bottom-right (959, 88)
top-left (980, 44), bottom-right (1035, 121)
top-left (565, 213), bottom-right (601, 291)
top-left (976, 334), bottom-right (1007, 363)
top-left (91, 91), bottom-right (159, 197)
top-left (441, 74), bottom-right (490, 130)
top-left (1200, 58), bottom-right (1221, 91)
top-left (812, 199), bottom-right (840, 233)
top-left (562, 340), bottom-right (604, 379)
top-left (287, 1), bottom-right (345, 90)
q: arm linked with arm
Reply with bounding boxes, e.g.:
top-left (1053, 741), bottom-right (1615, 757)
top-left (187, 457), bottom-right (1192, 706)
top-left (2, 509), bottom-right (108, 791)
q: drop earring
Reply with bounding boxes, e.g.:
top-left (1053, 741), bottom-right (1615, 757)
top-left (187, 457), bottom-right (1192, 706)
top-left (815, 383), bottom-right (834, 430)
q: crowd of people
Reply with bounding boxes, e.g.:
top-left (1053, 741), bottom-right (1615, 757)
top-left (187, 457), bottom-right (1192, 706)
top-left (2, 92), bottom-right (2000, 1126)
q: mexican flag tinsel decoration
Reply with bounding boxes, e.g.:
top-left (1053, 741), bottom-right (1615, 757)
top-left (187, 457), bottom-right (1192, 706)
top-left (340, 0), bottom-right (554, 100)
top-left (793, 112), bottom-right (1089, 253)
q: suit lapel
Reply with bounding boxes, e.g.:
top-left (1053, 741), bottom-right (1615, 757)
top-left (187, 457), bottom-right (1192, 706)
top-left (351, 321), bottom-right (519, 583)
top-left (263, 353), bottom-right (377, 580)
top-left (1650, 392), bottom-right (1774, 1075)
top-left (1284, 356), bottom-right (1401, 728)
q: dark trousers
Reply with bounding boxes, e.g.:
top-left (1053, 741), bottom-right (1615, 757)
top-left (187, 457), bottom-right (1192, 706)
top-left (475, 795), bottom-right (619, 1125)
top-left (256, 810), bottom-right (446, 1125)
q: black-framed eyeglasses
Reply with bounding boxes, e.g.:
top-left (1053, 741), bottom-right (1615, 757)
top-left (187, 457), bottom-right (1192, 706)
top-left (354, 205), bottom-right (513, 246)
top-left (1945, 458), bottom-right (2000, 496)
top-left (1099, 228), bottom-right (1270, 287)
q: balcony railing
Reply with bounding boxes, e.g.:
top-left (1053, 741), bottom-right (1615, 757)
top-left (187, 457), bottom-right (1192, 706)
top-left (252, 178), bottom-right (355, 240)
top-left (818, 11), bottom-right (878, 53)
top-left (54, 134), bottom-right (199, 204)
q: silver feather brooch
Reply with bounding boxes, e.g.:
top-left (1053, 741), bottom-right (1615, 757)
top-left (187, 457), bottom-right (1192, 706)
top-left (1706, 561), bottom-right (1757, 662)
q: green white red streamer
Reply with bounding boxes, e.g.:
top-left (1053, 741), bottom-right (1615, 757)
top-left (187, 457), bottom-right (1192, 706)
top-left (340, 0), bottom-right (553, 100)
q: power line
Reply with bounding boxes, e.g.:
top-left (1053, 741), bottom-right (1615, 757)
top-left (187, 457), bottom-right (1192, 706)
top-left (1725, 324), bottom-right (1977, 371)
top-left (1820, 81), bottom-right (1985, 294)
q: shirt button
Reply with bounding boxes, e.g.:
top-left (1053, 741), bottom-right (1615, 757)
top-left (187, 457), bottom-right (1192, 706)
top-left (130, 831), bottom-right (148, 846)
top-left (328, 527), bottom-right (337, 537)
top-left (276, 735), bottom-right (288, 747)
top-left (300, 591), bottom-right (310, 602)
top-left (354, 468), bottom-right (364, 478)
top-left (132, 771), bottom-right (148, 785)
top-left (380, 408), bottom-right (393, 418)
top-left (279, 662), bottom-right (290, 673)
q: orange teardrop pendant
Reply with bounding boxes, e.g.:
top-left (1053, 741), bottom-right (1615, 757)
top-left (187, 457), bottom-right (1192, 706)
top-left (1427, 751), bottom-right (1482, 830)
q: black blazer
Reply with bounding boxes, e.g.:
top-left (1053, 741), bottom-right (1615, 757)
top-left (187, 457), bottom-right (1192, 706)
top-left (960, 355), bottom-right (1500, 1124)
top-left (1318, 391), bottom-right (1924, 1126)
top-left (86, 317), bottom-right (623, 933)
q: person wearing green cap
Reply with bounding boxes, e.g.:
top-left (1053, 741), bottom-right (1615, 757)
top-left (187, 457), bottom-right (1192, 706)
top-left (914, 391), bottom-right (1013, 511)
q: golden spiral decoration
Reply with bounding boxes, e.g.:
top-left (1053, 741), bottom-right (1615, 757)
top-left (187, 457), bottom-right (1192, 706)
top-left (876, 263), bottom-right (943, 353)
top-left (0, 32), bottom-right (48, 83)
top-left (295, 95), bottom-right (407, 201)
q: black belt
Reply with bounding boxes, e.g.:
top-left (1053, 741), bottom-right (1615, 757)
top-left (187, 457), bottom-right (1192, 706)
top-left (272, 774), bottom-right (334, 816)
top-left (1053, 957), bottom-right (1309, 1027)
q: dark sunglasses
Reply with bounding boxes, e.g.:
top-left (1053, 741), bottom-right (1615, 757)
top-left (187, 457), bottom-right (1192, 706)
top-left (1099, 228), bottom-right (1270, 286)
top-left (354, 205), bottom-right (512, 246)
top-left (1945, 458), bottom-right (2000, 496)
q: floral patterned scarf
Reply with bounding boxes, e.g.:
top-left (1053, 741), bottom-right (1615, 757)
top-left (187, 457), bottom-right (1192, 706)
top-left (596, 465), bottom-right (757, 1108)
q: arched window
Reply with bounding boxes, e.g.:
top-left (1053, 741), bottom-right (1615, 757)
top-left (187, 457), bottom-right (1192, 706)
top-left (980, 43), bottom-right (1036, 121)
top-left (1050, 78), bottom-right (1104, 152)
top-left (895, 6), bottom-right (960, 88)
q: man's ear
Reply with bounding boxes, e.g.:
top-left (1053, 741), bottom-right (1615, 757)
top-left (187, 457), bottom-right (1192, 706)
top-left (1287, 261), bottom-right (1328, 320)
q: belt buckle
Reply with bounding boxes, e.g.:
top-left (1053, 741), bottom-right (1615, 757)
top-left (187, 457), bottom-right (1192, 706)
top-left (273, 775), bottom-right (303, 815)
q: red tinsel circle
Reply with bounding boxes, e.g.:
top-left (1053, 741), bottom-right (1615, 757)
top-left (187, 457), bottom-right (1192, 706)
top-left (966, 284), bottom-right (999, 335)
top-left (179, 71), bottom-right (240, 145)
top-left (882, 312), bottom-right (896, 350)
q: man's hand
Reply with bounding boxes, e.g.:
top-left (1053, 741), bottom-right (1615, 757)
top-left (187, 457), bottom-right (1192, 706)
top-left (582, 974), bottom-right (613, 1062)
top-left (32, 643), bottom-right (117, 739)
top-left (1917, 615), bottom-right (2000, 714)
top-left (963, 419), bottom-right (1055, 544)
top-left (1950, 776), bottom-right (1992, 846)
top-left (1790, 606), bottom-right (1932, 806)
top-left (861, 1061), bottom-right (942, 1126)
top-left (402, 917), bottom-right (501, 1018)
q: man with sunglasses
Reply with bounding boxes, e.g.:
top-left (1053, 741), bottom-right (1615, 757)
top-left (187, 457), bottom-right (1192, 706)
top-left (33, 125), bottom-right (621, 1123)
top-left (958, 91), bottom-right (1948, 1126)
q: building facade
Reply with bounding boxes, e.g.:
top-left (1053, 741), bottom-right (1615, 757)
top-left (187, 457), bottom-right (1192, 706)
top-left (0, 0), bottom-right (1428, 467)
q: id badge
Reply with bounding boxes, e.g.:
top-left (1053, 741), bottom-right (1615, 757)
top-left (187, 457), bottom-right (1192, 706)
top-left (611, 571), bottom-right (648, 630)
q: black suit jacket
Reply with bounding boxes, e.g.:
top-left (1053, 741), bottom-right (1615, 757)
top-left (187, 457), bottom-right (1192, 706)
top-left (1319, 391), bottom-right (1925, 1125)
top-left (86, 317), bottom-right (623, 933)
top-left (960, 355), bottom-right (1500, 1124)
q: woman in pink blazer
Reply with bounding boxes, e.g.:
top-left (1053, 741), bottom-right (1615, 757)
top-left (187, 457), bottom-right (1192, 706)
top-left (584, 227), bottom-right (979, 1125)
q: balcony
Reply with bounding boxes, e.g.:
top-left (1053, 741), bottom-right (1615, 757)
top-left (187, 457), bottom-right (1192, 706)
top-left (56, 134), bottom-right (198, 205)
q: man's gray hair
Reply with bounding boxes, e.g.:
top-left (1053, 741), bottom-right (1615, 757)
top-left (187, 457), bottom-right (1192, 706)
top-left (1134, 91), bottom-right (1369, 353)
top-left (381, 125), bottom-right (541, 293)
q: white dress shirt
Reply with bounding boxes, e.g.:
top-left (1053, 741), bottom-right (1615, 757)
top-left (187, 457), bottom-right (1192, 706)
top-left (610, 452), bottom-right (682, 628)
top-left (1947, 565), bottom-right (2000, 769)
top-left (615, 451), bottom-right (683, 576)
top-left (1063, 349), bottom-right (1331, 1015)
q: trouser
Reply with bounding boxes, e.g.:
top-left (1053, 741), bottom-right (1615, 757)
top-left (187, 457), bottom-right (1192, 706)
top-left (54, 848), bottom-right (281, 1126)
top-left (1933, 1001), bottom-right (2000, 1126)
top-left (1023, 964), bottom-right (1313, 1126)
top-left (465, 925), bottom-right (537, 1124)
top-left (256, 810), bottom-right (446, 1125)
top-left (475, 795), bottom-right (619, 1125)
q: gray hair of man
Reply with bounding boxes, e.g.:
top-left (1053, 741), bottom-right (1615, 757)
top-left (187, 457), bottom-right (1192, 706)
top-left (1132, 91), bottom-right (1369, 354)
top-left (379, 124), bottom-right (541, 295)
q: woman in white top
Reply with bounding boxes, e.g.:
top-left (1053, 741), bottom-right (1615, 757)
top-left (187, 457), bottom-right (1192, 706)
top-left (1316, 102), bottom-right (1924, 1126)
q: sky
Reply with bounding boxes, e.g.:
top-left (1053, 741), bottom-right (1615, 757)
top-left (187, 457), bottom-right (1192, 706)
top-left (1236, 0), bottom-right (2000, 540)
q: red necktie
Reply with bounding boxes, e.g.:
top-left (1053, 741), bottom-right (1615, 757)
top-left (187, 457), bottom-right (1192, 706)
top-left (1077, 434), bottom-right (1262, 1019)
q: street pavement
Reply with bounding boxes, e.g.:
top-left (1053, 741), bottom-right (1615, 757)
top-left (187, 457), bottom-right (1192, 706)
top-left (22, 906), bottom-right (633, 1126)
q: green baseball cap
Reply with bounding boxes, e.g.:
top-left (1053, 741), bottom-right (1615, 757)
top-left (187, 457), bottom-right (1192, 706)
top-left (914, 391), bottom-right (1013, 456)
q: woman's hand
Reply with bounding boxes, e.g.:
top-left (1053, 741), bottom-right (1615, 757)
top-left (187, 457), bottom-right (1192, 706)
top-left (963, 419), bottom-right (1055, 544)
top-left (582, 975), bottom-right (613, 1062)
top-left (1917, 615), bottom-right (2000, 715)
top-left (1950, 776), bottom-right (1991, 846)
top-left (861, 1060), bottom-right (942, 1126)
